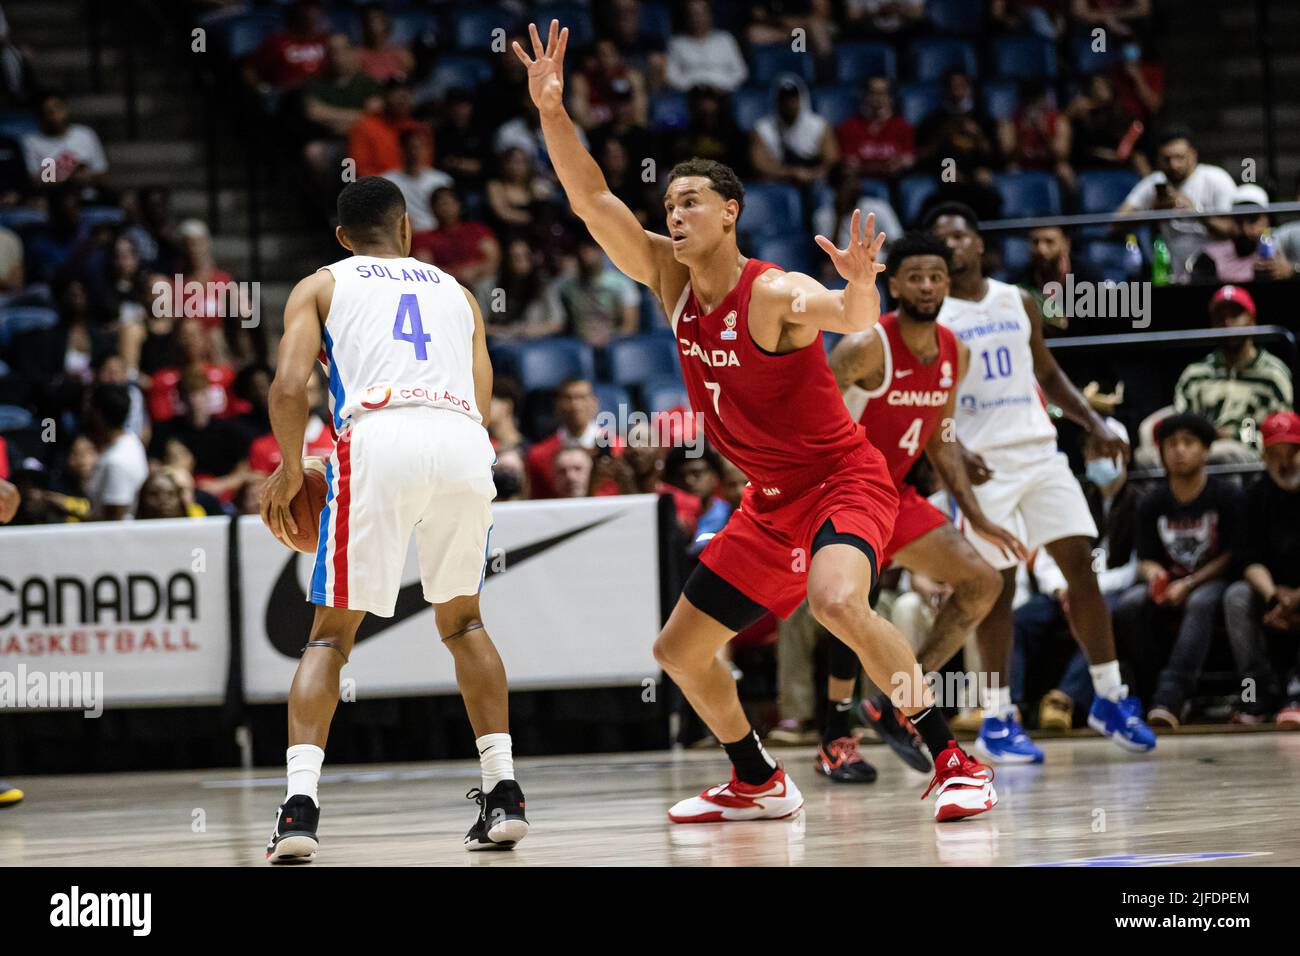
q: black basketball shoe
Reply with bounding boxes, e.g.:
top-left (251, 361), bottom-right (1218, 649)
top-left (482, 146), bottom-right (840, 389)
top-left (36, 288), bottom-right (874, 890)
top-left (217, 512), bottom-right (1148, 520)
top-left (464, 780), bottom-right (529, 851)
top-left (861, 693), bottom-right (932, 772)
top-left (814, 736), bottom-right (878, 783)
top-left (266, 794), bottom-right (320, 864)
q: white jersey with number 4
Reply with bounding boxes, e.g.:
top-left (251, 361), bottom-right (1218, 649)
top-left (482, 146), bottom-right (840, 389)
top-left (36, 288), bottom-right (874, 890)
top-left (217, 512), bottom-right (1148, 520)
top-left (937, 277), bottom-right (1056, 455)
top-left (317, 255), bottom-right (480, 433)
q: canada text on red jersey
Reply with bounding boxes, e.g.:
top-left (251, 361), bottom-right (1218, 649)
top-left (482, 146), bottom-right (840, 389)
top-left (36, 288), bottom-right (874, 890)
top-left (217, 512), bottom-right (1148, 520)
top-left (670, 258), bottom-right (866, 502)
top-left (857, 311), bottom-right (960, 487)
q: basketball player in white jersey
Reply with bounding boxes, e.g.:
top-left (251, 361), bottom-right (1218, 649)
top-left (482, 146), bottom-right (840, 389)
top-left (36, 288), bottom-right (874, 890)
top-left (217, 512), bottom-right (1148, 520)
top-left (259, 177), bottom-right (527, 861)
top-left (924, 202), bottom-right (1156, 760)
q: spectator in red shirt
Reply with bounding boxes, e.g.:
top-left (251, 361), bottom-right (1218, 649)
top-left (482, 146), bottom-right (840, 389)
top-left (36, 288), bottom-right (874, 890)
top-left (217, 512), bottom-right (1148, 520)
top-left (147, 316), bottom-right (240, 424)
top-left (247, 371), bottom-right (335, 473)
top-left (836, 76), bottom-right (915, 178)
top-left (525, 378), bottom-right (621, 499)
top-left (346, 81), bottom-right (432, 179)
top-left (998, 80), bottom-right (1072, 189)
top-left (244, 0), bottom-right (330, 92)
top-left (357, 5), bottom-right (415, 84)
top-left (412, 189), bottom-right (500, 286)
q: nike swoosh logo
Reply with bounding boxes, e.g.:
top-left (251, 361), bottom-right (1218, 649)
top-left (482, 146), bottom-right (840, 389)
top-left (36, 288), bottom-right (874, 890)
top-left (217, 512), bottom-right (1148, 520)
top-left (263, 513), bottom-right (622, 658)
top-left (895, 369), bottom-right (914, 378)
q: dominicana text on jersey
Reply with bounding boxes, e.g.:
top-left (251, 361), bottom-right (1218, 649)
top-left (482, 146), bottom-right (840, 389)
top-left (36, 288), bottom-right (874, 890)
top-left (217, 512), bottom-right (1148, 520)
top-left (936, 278), bottom-right (1056, 454)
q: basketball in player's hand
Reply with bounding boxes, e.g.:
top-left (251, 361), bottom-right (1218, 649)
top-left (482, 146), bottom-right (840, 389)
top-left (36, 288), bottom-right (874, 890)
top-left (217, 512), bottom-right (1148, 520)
top-left (281, 458), bottom-right (329, 553)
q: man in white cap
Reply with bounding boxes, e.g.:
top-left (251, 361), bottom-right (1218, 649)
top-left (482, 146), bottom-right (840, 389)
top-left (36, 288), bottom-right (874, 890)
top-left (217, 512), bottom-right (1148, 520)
top-left (1191, 182), bottom-right (1274, 282)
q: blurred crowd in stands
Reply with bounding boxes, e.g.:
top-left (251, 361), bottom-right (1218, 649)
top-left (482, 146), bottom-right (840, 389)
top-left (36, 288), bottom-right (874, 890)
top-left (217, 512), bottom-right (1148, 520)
top-left (0, 0), bottom-right (1296, 728)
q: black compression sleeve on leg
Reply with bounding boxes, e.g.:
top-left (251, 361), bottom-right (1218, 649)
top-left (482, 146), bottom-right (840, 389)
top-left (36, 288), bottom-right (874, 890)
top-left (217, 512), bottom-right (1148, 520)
top-left (828, 637), bottom-right (861, 682)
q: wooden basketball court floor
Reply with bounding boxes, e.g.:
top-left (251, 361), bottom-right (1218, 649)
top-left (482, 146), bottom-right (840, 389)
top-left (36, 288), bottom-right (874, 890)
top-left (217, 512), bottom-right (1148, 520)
top-left (2, 733), bottom-right (1296, 866)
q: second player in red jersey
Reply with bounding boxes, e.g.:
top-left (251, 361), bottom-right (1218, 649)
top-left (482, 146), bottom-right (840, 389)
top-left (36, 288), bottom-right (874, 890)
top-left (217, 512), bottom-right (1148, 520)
top-left (520, 18), bottom-right (997, 822)
top-left (828, 232), bottom-right (1026, 774)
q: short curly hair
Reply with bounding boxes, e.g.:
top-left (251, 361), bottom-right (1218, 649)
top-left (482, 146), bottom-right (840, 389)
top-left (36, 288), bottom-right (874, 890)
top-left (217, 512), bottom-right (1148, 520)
top-left (666, 158), bottom-right (744, 214)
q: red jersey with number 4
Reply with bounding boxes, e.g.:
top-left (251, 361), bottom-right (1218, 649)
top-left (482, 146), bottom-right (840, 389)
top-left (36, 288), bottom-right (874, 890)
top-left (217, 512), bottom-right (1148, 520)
top-left (858, 311), bottom-right (960, 487)
top-left (671, 258), bottom-right (868, 504)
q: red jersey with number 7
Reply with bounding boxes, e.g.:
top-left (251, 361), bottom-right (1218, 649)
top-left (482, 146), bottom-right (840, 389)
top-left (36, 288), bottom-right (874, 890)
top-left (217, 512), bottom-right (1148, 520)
top-left (857, 311), bottom-right (960, 487)
top-left (670, 257), bottom-right (869, 504)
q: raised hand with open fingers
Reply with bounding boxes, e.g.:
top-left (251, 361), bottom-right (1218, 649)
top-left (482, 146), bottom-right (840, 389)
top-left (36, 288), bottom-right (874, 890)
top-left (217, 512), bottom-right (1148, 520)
top-left (512, 19), bottom-right (569, 114)
top-left (814, 209), bottom-right (888, 287)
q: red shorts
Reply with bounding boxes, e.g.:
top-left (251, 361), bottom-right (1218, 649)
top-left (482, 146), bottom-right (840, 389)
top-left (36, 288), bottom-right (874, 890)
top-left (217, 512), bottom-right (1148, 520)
top-left (698, 442), bottom-right (898, 619)
top-left (882, 482), bottom-right (949, 565)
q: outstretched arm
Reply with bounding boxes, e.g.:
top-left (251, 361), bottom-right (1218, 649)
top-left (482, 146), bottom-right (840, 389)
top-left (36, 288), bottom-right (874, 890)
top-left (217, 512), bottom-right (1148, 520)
top-left (515, 20), bottom-right (682, 297)
top-left (754, 209), bottom-right (888, 337)
top-left (1023, 288), bottom-right (1127, 462)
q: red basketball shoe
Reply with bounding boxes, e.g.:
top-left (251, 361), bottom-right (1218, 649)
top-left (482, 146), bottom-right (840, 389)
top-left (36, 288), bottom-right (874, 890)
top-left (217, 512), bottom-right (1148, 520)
top-left (923, 741), bottom-right (997, 822)
top-left (667, 768), bottom-right (804, 823)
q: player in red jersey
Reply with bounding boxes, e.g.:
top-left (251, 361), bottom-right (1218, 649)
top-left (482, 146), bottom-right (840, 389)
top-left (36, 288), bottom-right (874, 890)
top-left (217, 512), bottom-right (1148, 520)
top-left (517, 20), bottom-right (995, 822)
top-left (824, 232), bottom-right (1027, 775)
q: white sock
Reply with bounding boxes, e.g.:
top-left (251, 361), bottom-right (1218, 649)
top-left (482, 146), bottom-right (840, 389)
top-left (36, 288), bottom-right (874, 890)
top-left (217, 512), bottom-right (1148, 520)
top-left (980, 683), bottom-right (1013, 720)
top-left (1089, 660), bottom-right (1126, 702)
top-left (476, 733), bottom-right (515, 792)
top-left (286, 744), bottom-right (324, 806)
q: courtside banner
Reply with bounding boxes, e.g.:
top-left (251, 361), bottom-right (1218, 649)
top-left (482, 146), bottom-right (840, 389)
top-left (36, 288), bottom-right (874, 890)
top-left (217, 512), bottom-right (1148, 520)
top-left (0, 518), bottom-right (230, 709)
top-left (240, 494), bottom-right (661, 702)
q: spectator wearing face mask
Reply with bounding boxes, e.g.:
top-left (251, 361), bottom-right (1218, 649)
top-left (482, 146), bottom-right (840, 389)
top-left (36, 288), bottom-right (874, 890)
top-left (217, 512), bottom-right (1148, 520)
top-left (1224, 411), bottom-right (1300, 726)
top-left (1023, 419), bottom-right (1140, 730)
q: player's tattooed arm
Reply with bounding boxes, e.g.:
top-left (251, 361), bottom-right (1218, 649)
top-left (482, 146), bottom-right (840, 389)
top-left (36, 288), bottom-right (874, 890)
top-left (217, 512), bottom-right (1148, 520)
top-left (516, 19), bottom-right (685, 303)
top-left (463, 286), bottom-right (493, 429)
top-left (828, 329), bottom-right (884, 418)
top-left (1023, 287), bottom-right (1127, 462)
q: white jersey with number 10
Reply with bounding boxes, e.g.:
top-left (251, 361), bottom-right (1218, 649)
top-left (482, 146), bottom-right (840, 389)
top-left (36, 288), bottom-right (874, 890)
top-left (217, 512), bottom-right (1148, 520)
top-left (937, 277), bottom-right (1056, 455)
top-left (316, 255), bottom-right (481, 433)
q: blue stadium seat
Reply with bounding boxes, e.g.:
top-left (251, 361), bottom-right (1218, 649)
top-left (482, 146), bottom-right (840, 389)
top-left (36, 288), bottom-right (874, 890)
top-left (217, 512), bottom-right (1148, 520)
top-left (732, 86), bottom-right (770, 132)
top-left (417, 55), bottom-right (493, 102)
top-left (452, 8), bottom-right (518, 52)
top-left (740, 182), bottom-right (802, 239)
top-left (608, 334), bottom-right (680, 388)
top-left (0, 111), bottom-right (37, 140)
top-left (642, 374), bottom-right (689, 414)
top-left (897, 174), bottom-right (938, 226)
top-left (753, 236), bottom-right (816, 275)
top-left (1081, 240), bottom-right (1132, 284)
top-left (909, 38), bottom-right (978, 82)
top-left (749, 44), bottom-right (816, 87)
top-left (811, 85), bottom-right (860, 126)
top-left (981, 79), bottom-right (1020, 122)
top-left (993, 171), bottom-right (1062, 217)
top-left (834, 41), bottom-right (897, 84)
top-left (927, 0), bottom-right (985, 34)
top-left (649, 92), bottom-right (688, 131)
top-left (1077, 168), bottom-right (1140, 213)
top-left (859, 178), bottom-right (891, 202)
top-left (202, 11), bottom-right (281, 61)
top-left (822, 330), bottom-right (843, 355)
top-left (1069, 31), bottom-right (1123, 75)
top-left (81, 206), bottom-right (125, 228)
top-left (536, 5), bottom-right (593, 48)
top-left (517, 338), bottom-right (596, 392)
top-left (1001, 236), bottom-right (1031, 274)
top-left (639, 2), bottom-right (672, 45)
top-left (0, 404), bottom-right (33, 432)
top-left (388, 11), bottom-right (438, 48)
top-left (592, 382), bottom-right (631, 418)
top-left (0, 306), bottom-right (58, 346)
top-left (993, 36), bottom-right (1058, 80)
top-left (488, 339), bottom-right (523, 378)
top-left (897, 82), bottom-right (942, 126)
top-left (0, 207), bottom-right (47, 230)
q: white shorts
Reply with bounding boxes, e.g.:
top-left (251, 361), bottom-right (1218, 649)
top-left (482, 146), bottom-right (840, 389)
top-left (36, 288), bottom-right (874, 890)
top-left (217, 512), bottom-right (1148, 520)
top-left (309, 406), bottom-right (497, 617)
top-left (961, 441), bottom-right (1098, 571)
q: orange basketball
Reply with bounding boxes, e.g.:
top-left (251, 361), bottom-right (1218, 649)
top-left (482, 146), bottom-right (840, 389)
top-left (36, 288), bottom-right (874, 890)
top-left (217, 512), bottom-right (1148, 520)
top-left (284, 457), bottom-right (329, 553)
